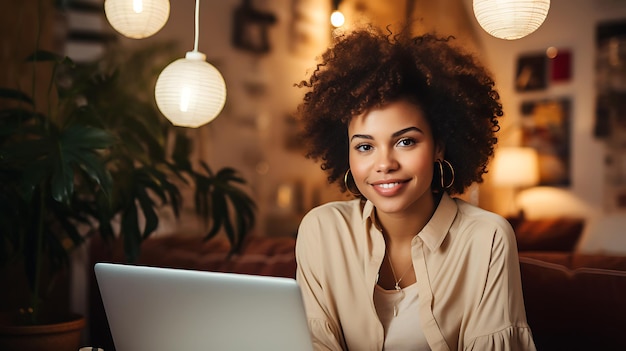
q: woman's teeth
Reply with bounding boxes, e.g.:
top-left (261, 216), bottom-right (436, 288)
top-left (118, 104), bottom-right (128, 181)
top-left (378, 182), bottom-right (400, 189)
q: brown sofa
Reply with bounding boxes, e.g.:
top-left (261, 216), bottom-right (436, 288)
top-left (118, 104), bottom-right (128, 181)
top-left (509, 217), bottom-right (626, 350)
top-left (519, 252), bottom-right (626, 350)
top-left (88, 219), bottom-right (626, 351)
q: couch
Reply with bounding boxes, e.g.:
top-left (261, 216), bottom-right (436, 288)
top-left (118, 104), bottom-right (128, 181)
top-left (88, 217), bottom-right (626, 351)
top-left (509, 216), bottom-right (626, 350)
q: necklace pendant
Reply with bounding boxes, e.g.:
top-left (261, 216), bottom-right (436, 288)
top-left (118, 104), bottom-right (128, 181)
top-left (394, 283), bottom-right (401, 291)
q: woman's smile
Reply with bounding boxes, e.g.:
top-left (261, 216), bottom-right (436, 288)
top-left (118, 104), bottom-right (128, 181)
top-left (369, 179), bottom-right (409, 196)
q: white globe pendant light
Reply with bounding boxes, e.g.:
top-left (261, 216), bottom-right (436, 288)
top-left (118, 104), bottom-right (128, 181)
top-left (155, 51), bottom-right (226, 128)
top-left (104, 0), bottom-right (170, 39)
top-left (473, 0), bottom-right (550, 40)
top-left (154, 0), bottom-right (227, 128)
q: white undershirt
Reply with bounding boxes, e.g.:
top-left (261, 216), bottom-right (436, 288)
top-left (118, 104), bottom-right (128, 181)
top-left (373, 283), bottom-right (431, 351)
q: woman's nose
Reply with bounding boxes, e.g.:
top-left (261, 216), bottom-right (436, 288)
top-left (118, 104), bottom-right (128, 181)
top-left (376, 150), bottom-right (399, 173)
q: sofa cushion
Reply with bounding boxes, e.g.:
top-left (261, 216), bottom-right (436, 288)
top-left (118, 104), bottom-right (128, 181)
top-left (509, 217), bottom-right (584, 251)
top-left (575, 213), bottom-right (626, 256)
top-left (136, 235), bottom-right (297, 278)
top-left (519, 256), bottom-right (577, 333)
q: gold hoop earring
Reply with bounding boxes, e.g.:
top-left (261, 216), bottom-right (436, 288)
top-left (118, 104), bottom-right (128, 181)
top-left (344, 169), bottom-right (361, 197)
top-left (436, 159), bottom-right (455, 189)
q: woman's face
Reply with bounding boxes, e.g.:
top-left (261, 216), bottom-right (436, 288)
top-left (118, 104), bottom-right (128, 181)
top-left (348, 99), bottom-right (443, 216)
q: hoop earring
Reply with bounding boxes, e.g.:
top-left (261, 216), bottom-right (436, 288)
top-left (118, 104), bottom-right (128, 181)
top-left (344, 169), bottom-right (361, 197)
top-left (436, 159), bottom-right (455, 189)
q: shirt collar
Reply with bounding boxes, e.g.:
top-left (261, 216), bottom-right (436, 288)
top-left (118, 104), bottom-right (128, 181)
top-left (363, 200), bottom-right (375, 227)
top-left (362, 193), bottom-right (458, 251)
top-left (418, 193), bottom-right (457, 251)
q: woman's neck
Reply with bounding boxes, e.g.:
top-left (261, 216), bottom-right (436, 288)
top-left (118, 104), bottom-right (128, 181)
top-left (376, 192), bottom-right (442, 243)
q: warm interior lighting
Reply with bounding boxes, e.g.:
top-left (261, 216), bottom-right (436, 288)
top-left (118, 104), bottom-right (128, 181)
top-left (473, 0), bottom-right (550, 40)
top-left (155, 52), bottom-right (226, 128)
top-left (492, 146), bottom-right (540, 216)
top-left (154, 0), bottom-right (227, 128)
top-left (330, 10), bottom-right (345, 28)
top-left (492, 147), bottom-right (540, 187)
top-left (104, 0), bottom-right (170, 39)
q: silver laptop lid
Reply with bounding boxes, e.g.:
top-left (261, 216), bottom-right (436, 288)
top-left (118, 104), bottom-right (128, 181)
top-left (95, 262), bottom-right (313, 351)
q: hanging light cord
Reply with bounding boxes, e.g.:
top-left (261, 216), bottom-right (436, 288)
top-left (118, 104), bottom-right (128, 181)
top-left (193, 0), bottom-right (200, 52)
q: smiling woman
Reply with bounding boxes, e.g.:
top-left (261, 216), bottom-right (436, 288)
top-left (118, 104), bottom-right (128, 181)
top-left (293, 26), bottom-right (536, 351)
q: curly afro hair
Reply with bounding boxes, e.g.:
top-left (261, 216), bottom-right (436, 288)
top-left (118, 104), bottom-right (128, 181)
top-left (296, 27), bottom-right (502, 196)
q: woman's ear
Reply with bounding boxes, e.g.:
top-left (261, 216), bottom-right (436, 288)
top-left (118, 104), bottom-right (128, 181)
top-left (435, 142), bottom-right (445, 160)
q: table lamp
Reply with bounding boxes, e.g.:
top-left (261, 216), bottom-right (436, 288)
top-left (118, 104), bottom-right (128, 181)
top-left (492, 146), bottom-right (539, 216)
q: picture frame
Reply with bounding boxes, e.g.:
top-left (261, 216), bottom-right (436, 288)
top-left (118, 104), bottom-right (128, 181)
top-left (232, 0), bottom-right (277, 54)
top-left (64, 0), bottom-right (116, 62)
top-left (520, 98), bottom-right (571, 186)
top-left (515, 53), bottom-right (547, 92)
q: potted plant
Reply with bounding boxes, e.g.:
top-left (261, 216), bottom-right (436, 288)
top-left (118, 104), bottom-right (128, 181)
top-left (0, 41), bottom-right (255, 350)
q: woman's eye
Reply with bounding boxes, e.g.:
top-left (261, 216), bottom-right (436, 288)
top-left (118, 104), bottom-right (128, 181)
top-left (397, 138), bottom-right (416, 147)
top-left (355, 144), bottom-right (372, 152)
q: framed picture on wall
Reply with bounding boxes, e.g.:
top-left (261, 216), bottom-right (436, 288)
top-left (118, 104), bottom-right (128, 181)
top-left (64, 0), bottom-right (116, 62)
top-left (520, 98), bottom-right (571, 186)
top-left (515, 53), bottom-right (547, 91)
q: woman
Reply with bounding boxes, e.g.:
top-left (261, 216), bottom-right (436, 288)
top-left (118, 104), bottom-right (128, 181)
top-left (294, 27), bottom-right (536, 351)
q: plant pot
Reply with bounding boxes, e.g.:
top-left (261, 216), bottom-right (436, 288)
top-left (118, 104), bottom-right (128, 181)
top-left (0, 313), bottom-right (85, 351)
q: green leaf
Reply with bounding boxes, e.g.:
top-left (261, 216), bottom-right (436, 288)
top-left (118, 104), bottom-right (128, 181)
top-left (73, 151), bottom-right (113, 198)
top-left (121, 202), bottom-right (142, 262)
top-left (50, 151), bottom-right (74, 203)
top-left (136, 186), bottom-right (159, 239)
top-left (0, 88), bottom-right (34, 105)
top-left (48, 125), bottom-right (115, 203)
top-left (24, 50), bottom-right (70, 65)
top-left (61, 124), bottom-right (117, 150)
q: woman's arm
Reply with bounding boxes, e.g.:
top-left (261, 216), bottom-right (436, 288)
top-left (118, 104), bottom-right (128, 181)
top-left (295, 211), bottom-right (346, 350)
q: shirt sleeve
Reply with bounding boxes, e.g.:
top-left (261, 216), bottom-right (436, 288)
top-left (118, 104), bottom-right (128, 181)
top-left (465, 326), bottom-right (536, 351)
top-left (463, 219), bottom-right (537, 351)
top-left (295, 210), bottom-right (346, 351)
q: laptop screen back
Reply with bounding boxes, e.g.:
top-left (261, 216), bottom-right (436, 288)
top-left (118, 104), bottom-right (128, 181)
top-left (95, 262), bottom-right (313, 351)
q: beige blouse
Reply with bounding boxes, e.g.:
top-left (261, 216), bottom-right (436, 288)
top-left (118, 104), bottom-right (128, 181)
top-left (295, 193), bottom-right (536, 351)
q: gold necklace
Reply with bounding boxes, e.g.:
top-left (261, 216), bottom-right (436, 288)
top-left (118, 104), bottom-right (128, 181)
top-left (386, 251), bottom-right (414, 316)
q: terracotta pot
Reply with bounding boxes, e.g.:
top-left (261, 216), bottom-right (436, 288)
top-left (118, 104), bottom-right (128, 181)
top-left (0, 313), bottom-right (85, 351)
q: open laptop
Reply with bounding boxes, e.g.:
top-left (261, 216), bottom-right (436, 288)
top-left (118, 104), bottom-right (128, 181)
top-left (95, 262), bottom-right (314, 351)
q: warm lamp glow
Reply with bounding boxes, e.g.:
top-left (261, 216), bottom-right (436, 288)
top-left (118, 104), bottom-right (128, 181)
top-left (330, 10), bottom-right (345, 28)
top-left (473, 0), bottom-right (550, 40)
top-left (104, 0), bottom-right (170, 39)
top-left (492, 147), bottom-right (539, 187)
top-left (155, 51), bottom-right (226, 128)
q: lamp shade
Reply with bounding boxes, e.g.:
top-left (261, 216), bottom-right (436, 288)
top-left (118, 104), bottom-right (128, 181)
top-left (155, 51), bottom-right (227, 128)
top-left (492, 147), bottom-right (539, 187)
top-left (473, 0), bottom-right (550, 40)
top-left (104, 0), bottom-right (170, 39)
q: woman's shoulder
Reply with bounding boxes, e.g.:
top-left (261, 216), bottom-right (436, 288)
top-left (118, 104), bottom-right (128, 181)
top-left (297, 199), bottom-right (367, 250)
top-left (302, 198), bottom-right (365, 222)
top-left (451, 198), bottom-right (518, 257)
top-left (453, 197), bottom-right (514, 235)
top-left (298, 199), bottom-right (367, 241)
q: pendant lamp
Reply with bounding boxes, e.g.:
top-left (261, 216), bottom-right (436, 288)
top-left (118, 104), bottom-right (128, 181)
top-left (154, 0), bottom-right (226, 128)
top-left (330, 10), bottom-right (345, 28)
top-left (473, 0), bottom-right (550, 40)
top-left (104, 0), bottom-right (170, 39)
top-left (330, 0), bottom-right (345, 28)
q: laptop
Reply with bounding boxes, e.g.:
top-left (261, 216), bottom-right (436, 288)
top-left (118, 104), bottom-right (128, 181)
top-left (94, 262), bottom-right (314, 351)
